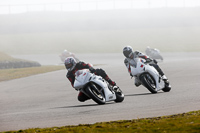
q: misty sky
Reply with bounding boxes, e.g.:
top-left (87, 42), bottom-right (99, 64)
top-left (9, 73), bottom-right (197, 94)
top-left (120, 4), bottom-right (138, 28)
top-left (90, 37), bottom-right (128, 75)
top-left (0, 0), bottom-right (200, 14)
top-left (0, 0), bottom-right (200, 54)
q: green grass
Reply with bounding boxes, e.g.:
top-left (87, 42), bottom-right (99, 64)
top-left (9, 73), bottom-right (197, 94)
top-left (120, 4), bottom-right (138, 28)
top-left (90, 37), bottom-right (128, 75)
top-left (2, 110), bottom-right (200, 133)
top-left (0, 52), bottom-right (65, 81)
top-left (0, 65), bottom-right (65, 82)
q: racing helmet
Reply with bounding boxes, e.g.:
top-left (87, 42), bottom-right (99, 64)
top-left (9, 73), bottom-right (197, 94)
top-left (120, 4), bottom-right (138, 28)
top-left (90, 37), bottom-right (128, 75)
top-left (123, 46), bottom-right (134, 58)
top-left (63, 49), bottom-right (68, 55)
top-left (64, 57), bottom-right (77, 71)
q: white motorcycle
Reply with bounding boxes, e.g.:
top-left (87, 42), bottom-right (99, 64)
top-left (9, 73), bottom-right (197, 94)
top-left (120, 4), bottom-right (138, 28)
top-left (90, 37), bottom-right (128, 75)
top-left (74, 69), bottom-right (124, 105)
top-left (128, 58), bottom-right (171, 93)
top-left (145, 48), bottom-right (163, 61)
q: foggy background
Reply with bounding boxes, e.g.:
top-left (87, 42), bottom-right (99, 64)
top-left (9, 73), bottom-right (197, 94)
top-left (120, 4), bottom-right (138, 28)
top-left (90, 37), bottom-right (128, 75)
top-left (0, 0), bottom-right (200, 54)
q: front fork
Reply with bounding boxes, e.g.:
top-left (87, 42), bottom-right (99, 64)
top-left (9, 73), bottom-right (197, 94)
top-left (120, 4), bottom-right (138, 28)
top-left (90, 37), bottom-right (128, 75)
top-left (107, 83), bottom-right (115, 94)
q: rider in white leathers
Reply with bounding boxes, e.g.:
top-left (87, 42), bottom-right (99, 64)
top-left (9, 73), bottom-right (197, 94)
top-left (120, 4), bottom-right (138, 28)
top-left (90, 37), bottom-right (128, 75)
top-left (123, 46), bottom-right (169, 87)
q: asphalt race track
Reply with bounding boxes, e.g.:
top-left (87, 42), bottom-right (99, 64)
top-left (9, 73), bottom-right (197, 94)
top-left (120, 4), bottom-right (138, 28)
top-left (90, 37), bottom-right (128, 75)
top-left (1, 53), bottom-right (200, 132)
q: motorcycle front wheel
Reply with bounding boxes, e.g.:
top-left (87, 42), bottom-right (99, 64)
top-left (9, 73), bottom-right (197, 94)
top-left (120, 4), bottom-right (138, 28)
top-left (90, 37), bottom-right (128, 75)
top-left (140, 73), bottom-right (157, 94)
top-left (114, 88), bottom-right (124, 103)
top-left (85, 83), bottom-right (106, 105)
top-left (162, 83), bottom-right (171, 92)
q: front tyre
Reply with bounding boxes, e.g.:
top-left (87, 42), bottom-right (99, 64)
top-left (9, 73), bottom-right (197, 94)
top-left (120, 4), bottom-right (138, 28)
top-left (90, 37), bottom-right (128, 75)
top-left (114, 88), bottom-right (124, 103)
top-left (85, 83), bottom-right (106, 105)
top-left (162, 83), bottom-right (171, 92)
top-left (140, 73), bottom-right (157, 94)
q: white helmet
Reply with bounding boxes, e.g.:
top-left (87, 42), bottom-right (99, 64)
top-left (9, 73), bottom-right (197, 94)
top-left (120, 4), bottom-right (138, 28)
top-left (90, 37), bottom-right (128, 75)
top-left (64, 57), bottom-right (77, 71)
top-left (123, 46), bottom-right (134, 58)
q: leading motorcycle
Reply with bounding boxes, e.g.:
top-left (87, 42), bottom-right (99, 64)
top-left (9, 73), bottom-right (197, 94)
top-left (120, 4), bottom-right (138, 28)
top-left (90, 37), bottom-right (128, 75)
top-left (128, 58), bottom-right (171, 93)
top-left (74, 69), bottom-right (124, 104)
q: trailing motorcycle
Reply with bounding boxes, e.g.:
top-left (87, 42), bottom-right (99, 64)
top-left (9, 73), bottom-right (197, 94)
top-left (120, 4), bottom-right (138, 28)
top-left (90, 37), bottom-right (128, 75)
top-left (74, 69), bottom-right (124, 104)
top-left (59, 50), bottom-right (79, 63)
top-left (128, 58), bottom-right (171, 93)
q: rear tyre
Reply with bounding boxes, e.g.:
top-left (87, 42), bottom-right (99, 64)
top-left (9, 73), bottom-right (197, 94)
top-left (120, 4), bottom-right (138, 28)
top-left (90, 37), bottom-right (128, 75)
top-left (140, 73), bottom-right (157, 94)
top-left (85, 83), bottom-right (106, 105)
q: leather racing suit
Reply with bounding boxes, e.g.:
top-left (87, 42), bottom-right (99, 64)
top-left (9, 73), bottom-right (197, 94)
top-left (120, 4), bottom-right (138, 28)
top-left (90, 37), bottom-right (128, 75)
top-left (124, 51), bottom-right (165, 86)
top-left (66, 61), bottom-right (116, 102)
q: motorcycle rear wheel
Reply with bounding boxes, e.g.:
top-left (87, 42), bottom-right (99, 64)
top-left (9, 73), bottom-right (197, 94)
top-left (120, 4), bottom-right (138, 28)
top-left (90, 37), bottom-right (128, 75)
top-left (85, 83), bottom-right (106, 105)
top-left (140, 73), bottom-right (157, 94)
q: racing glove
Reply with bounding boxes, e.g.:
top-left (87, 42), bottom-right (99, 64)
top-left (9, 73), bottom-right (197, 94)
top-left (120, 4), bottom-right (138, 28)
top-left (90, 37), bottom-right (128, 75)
top-left (153, 59), bottom-right (158, 64)
top-left (145, 58), bottom-right (152, 63)
top-left (89, 67), bottom-right (96, 73)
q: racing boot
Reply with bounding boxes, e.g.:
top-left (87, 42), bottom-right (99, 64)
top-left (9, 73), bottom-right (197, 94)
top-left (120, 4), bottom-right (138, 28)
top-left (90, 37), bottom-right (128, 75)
top-left (106, 78), bottom-right (119, 91)
top-left (96, 68), bottom-right (116, 87)
top-left (113, 85), bottom-right (120, 91)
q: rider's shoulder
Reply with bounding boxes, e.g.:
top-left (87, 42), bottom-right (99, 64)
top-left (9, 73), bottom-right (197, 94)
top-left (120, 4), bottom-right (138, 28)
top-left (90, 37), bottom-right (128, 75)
top-left (134, 50), bottom-right (140, 55)
top-left (77, 61), bottom-right (84, 65)
top-left (135, 51), bottom-right (146, 56)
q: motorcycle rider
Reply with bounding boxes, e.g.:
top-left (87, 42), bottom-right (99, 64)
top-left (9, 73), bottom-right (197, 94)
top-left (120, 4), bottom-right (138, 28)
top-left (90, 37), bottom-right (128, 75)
top-left (123, 46), bottom-right (169, 87)
top-left (65, 57), bottom-right (119, 102)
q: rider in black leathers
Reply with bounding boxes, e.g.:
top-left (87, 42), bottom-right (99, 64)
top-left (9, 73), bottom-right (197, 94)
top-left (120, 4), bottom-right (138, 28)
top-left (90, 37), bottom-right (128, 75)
top-left (65, 57), bottom-right (119, 102)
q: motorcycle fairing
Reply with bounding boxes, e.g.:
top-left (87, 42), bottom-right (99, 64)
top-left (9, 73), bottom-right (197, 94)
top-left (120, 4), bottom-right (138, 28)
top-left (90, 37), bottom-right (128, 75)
top-left (74, 69), bottom-right (116, 102)
top-left (130, 58), bottom-right (165, 91)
